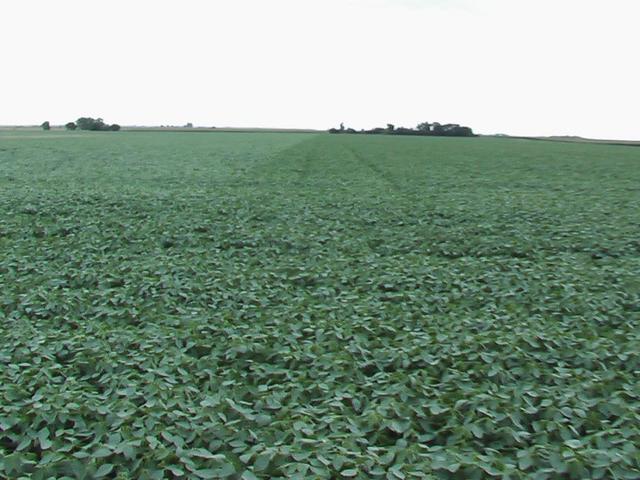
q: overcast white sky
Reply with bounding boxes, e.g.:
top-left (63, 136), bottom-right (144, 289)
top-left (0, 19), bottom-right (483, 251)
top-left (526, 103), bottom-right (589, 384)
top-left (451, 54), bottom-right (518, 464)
top-left (1, 0), bottom-right (639, 139)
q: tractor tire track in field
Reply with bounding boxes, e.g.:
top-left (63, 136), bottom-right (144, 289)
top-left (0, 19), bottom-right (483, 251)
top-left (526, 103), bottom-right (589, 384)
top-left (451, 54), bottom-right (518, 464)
top-left (294, 138), bottom-right (317, 184)
top-left (247, 134), bottom-right (322, 187)
top-left (344, 143), bottom-right (403, 192)
top-left (253, 135), bottom-right (405, 193)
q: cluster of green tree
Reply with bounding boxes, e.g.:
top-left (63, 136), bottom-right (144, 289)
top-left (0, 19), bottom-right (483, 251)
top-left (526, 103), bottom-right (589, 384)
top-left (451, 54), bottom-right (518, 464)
top-left (159, 123), bottom-right (199, 128)
top-left (64, 117), bottom-right (120, 131)
top-left (329, 122), bottom-right (474, 137)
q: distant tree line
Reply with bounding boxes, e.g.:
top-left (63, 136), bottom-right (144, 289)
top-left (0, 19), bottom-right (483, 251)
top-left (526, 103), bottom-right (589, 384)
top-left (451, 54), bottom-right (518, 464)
top-left (329, 122), bottom-right (475, 137)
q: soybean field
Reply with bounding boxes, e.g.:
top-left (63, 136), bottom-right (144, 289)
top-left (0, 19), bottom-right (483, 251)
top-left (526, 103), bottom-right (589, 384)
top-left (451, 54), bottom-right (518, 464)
top-left (1, 130), bottom-right (639, 479)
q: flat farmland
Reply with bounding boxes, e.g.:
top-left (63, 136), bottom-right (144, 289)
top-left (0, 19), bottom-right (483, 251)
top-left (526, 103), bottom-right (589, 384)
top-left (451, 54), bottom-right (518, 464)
top-left (1, 131), bottom-right (639, 479)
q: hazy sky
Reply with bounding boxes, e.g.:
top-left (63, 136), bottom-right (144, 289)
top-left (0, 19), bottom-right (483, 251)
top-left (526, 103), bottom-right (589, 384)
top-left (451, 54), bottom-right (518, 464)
top-left (2, 0), bottom-right (639, 139)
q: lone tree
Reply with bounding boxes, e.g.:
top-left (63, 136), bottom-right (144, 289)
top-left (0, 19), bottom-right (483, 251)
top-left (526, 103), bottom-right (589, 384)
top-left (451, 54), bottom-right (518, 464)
top-left (109, 124), bottom-right (121, 131)
top-left (41, 121), bottom-right (50, 131)
top-left (65, 122), bottom-right (77, 131)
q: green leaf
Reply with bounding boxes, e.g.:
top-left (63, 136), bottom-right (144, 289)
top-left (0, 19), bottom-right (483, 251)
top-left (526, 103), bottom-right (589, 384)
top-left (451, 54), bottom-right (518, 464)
top-left (40, 436), bottom-right (53, 450)
top-left (193, 470), bottom-right (219, 479)
top-left (16, 438), bottom-right (31, 451)
top-left (445, 463), bottom-right (461, 473)
top-left (379, 452), bottom-right (395, 466)
top-left (95, 464), bottom-right (114, 478)
top-left (241, 471), bottom-right (260, 480)
top-left (469, 423), bottom-right (484, 439)
top-left (549, 453), bottom-right (568, 473)
top-left (564, 439), bottom-right (582, 449)
top-left (37, 427), bottom-right (51, 449)
top-left (189, 448), bottom-right (225, 460)
top-left (93, 448), bottom-right (112, 458)
top-left (217, 463), bottom-right (236, 477)
top-left (518, 454), bottom-right (534, 470)
top-left (254, 453), bottom-right (271, 472)
top-left (167, 465), bottom-right (185, 476)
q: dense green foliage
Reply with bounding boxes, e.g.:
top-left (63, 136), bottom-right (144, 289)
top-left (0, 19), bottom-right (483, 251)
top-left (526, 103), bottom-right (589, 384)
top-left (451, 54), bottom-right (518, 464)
top-left (75, 118), bottom-right (119, 132)
top-left (1, 130), bottom-right (639, 479)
